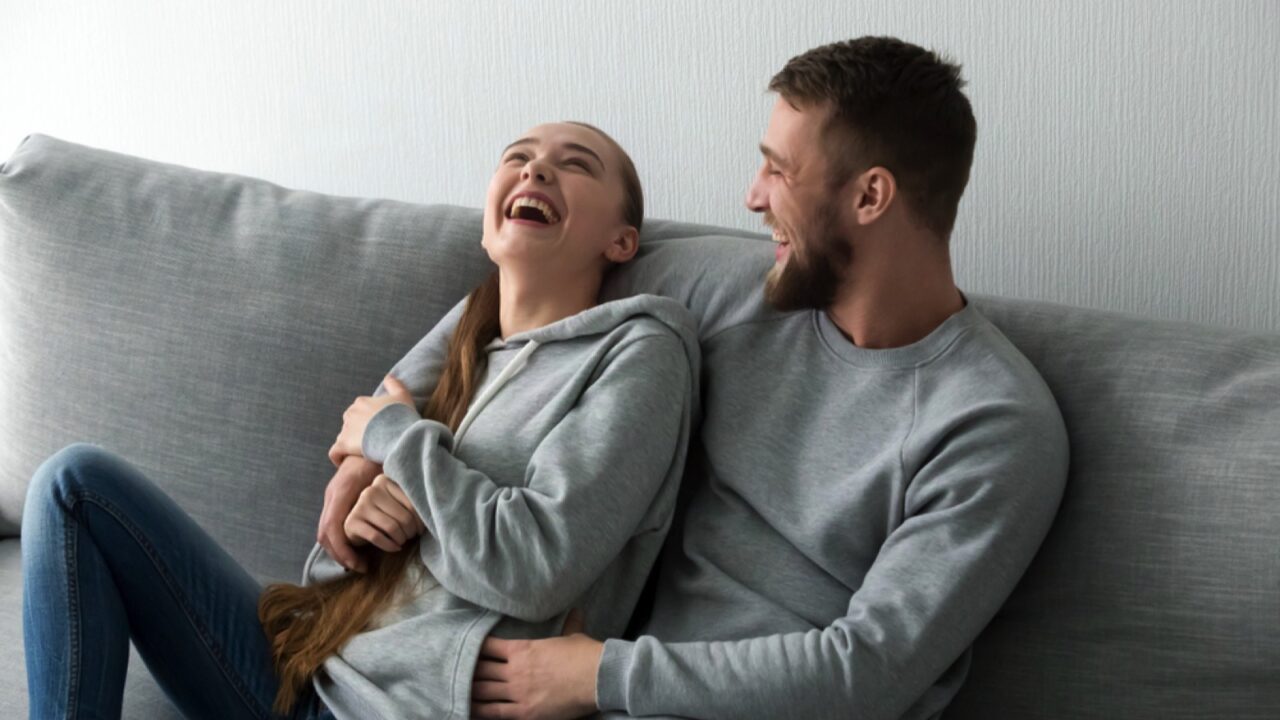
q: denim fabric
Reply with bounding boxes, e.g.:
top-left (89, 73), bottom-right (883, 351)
top-left (21, 443), bottom-right (334, 720)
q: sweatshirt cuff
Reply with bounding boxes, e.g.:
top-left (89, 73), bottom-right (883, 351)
top-left (595, 638), bottom-right (636, 712)
top-left (361, 402), bottom-right (421, 464)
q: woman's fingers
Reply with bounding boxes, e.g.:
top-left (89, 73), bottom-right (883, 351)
top-left (343, 516), bottom-right (400, 552)
top-left (379, 475), bottom-right (427, 536)
top-left (382, 374), bottom-right (414, 405)
top-left (344, 497), bottom-right (404, 552)
top-left (368, 478), bottom-right (419, 542)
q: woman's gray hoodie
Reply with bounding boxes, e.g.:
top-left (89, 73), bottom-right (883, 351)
top-left (300, 293), bottom-right (700, 720)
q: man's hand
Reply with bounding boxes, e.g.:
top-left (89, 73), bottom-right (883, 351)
top-left (343, 473), bottom-right (427, 552)
top-left (317, 455), bottom-right (382, 573)
top-left (327, 374), bottom-right (415, 467)
top-left (471, 610), bottom-right (603, 720)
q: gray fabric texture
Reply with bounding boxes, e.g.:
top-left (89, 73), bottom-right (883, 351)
top-left (2, 134), bottom-right (1278, 718)
top-left (593, 238), bottom-right (1070, 719)
top-left (946, 295), bottom-right (1280, 719)
top-left (303, 295), bottom-right (700, 720)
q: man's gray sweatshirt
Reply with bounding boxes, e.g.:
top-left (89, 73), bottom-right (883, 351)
top-left (588, 237), bottom-right (1070, 719)
top-left (300, 294), bottom-right (700, 720)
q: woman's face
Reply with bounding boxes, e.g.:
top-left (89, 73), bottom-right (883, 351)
top-left (482, 123), bottom-right (637, 278)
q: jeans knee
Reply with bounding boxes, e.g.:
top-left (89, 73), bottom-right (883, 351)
top-left (26, 443), bottom-right (120, 518)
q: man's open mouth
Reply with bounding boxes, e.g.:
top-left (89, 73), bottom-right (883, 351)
top-left (506, 194), bottom-right (562, 225)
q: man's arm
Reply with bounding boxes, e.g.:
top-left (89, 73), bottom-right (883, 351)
top-left (594, 402), bottom-right (1069, 720)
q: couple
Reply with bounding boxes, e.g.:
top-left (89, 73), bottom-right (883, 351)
top-left (22, 36), bottom-right (1069, 720)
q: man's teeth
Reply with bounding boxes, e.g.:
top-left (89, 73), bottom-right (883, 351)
top-left (510, 196), bottom-right (560, 224)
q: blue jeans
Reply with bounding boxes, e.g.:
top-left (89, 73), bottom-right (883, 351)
top-left (22, 443), bottom-right (335, 720)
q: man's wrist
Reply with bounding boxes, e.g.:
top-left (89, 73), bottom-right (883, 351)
top-left (580, 638), bottom-right (606, 711)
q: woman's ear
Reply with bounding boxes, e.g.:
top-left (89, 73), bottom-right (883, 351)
top-left (604, 226), bottom-right (640, 264)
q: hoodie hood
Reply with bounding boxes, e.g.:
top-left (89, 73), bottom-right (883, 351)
top-left (454, 293), bottom-right (700, 449)
top-left (497, 293), bottom-right (700, 353)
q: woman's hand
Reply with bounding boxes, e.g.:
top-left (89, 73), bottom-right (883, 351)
top-left (318, 455), bottom-right (383, 572)
top-left (343, 473), bottom-right (427, 552)
top-left (328, 374), bottom-right (415, 466)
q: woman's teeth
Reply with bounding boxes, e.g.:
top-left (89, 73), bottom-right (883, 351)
top-left (509, 197), bottom-right (560, 224)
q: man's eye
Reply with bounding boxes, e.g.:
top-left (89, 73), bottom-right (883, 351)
top-left (504, 152), bottom-right (528, 164)
top-left (565, 158), bottom-right (591, 171)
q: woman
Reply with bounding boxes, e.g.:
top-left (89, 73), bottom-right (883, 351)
top-left (23, 121), bottom-right (699, 720)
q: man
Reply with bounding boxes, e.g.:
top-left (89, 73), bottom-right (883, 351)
top-left (324, 36), bottom-right (1069, 719)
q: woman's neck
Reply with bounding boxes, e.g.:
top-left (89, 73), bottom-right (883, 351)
top-left (497, 269), bottom-right (601, 339)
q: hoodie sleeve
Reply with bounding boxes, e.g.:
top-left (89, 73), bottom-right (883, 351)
top-left (367, 298), bottom-right (467, 409)
top-left (362, 332), bottom-right (694, 623)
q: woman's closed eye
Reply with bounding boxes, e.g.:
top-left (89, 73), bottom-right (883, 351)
top-left (561, 157), bottom-right (595, 174)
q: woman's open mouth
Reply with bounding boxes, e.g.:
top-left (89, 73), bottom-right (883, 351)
top-left (505, 193), bottom-right (562, 225)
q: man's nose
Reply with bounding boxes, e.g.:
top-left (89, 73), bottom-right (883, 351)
top-left (745, 173), bottom-right (768, 213)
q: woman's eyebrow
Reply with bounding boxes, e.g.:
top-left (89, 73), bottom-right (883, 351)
top-left (502, 138), bottom-right (535, 154)
top-left (499, 138), bottom-right (605, 171)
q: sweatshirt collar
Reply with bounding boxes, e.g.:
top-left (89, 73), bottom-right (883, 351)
top-left (814, 291), bottom-right (980, 369)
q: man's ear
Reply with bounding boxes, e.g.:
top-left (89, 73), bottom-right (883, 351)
top-left (604, 225), bottom-right (640, 264)
top-left (851, 166), bottom-right (896, 226)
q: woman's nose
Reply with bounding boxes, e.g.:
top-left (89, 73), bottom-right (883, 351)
top-left (522, 158), bottom-right (553, 184)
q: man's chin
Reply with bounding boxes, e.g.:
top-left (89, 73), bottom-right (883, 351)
top-left (764, 265), bottom-right (807, 311)
top-left (765, 259), bottom-right (839, 312)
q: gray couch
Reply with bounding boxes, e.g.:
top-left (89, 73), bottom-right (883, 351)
top-left (1, 135), bottom-right (1276, 719)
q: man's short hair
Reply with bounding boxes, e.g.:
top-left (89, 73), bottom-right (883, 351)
top-left (769, 37), bottom-right (977, 240)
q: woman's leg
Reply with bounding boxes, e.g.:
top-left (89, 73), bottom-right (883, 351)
top-left (22, 443), bottom-right (330, 720)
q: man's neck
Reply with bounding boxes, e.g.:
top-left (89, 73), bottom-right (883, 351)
top-left (825, 248), bottom-right (966, 349)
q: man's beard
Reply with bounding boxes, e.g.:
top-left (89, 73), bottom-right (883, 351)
top-left (763, 199), bottom-right (850, 311)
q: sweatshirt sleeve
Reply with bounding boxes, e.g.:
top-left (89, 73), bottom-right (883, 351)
top-left (367, 298), bottom-right (467, 409)
top-left (595, 399), bottom-right (1069, 719)
top-left (364, 333), bottom-right (694, 623)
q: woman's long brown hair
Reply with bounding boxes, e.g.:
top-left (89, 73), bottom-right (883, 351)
top-left (258, 123), bottom-right (643, 715)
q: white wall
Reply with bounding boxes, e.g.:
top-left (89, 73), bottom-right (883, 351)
top-left (5, 1), bottom-right (1278, 331)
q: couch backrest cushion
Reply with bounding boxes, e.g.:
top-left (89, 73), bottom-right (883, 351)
top-left (0, 135), bottom-right (471, 576)
top-left (948, 295), bottom-right (1280, 719)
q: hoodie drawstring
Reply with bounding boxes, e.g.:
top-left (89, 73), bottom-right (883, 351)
top-left (453, 339), bottom-right (540, 449)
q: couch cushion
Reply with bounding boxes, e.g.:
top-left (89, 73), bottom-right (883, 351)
top-left (947, 296), bottom-right (1280, 719)
top-left (0, 133), bottom-right (487, 573)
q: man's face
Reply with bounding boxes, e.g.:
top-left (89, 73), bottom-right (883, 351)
top-left (746, 97), bottom-right (851, 311)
